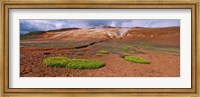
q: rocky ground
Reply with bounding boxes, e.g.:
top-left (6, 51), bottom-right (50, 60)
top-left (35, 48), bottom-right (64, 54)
top-left (20, 43), bottom-right (180, 77)
top-left (20, 26), bottom-right (180, 77)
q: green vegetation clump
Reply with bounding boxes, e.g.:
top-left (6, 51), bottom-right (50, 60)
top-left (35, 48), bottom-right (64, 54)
top-left (66, 59), bottom-right (105, 69)
top-left (96, 53), bottom-right (103, 56)
top-left (99, 50), bottom-right (109, 54)
top-left (43, 57), bottom-right (70, 67)
top-left (96, 50), bottom-right (109, 56)
top-left (43, 57), bottom-right (105, 69)
top-left (122, 46), bottom-right (131, 51)
top-left (124, 56), bottom-right (150, 64)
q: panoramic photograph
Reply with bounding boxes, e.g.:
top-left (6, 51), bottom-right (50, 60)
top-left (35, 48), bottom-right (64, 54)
top-left (20, 19), bottom-right (180, 77)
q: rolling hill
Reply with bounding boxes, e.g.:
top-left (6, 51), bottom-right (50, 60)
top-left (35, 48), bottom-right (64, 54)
top-left (21, 26), bottom-right (180, 47)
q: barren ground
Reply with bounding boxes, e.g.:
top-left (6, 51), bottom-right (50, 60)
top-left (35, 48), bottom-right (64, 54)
top-left (20, 27), bottom-right (180, 77)
top-left (20, 41), bottom-right (180, 77)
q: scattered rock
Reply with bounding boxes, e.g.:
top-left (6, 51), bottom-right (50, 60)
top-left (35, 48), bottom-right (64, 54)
top-left (43, 52), bottom-right (51, 55)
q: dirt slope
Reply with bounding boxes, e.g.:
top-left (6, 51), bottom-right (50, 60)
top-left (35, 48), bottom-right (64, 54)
top-left (21, 26), bottom-right (180, 47)
top-left (20, 46), bottom-right (180, 77)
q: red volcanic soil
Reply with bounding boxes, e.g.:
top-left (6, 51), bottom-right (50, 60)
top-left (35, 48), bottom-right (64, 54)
top-left (124, 27), bottom-right (180, 48)
top-left (20, 46), bottom-right (180, 77)
top-left (20, 26), bottom-right (180, 77)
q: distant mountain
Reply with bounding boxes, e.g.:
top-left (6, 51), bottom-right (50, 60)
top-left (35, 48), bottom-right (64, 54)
top-left (47, 27), bottom-right (80, 32)
top-left (20, 31), bottom-right (45, 40)
top-left (21, 26), bottom-right (180, 47)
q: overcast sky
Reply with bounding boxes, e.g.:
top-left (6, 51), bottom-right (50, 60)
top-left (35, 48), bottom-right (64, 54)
top-left (20, 19), bottom-right (180, 34)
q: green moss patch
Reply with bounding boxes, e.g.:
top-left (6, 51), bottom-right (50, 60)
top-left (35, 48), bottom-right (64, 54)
top-left (67, 59), bottom-right (105, 69)
top-left (43, 57), bottom-right (70, 67)
top-left (122, 46), bottom-right (132, 51)
top-left (43, 57), bottom-right (105, 69)
top-left (124, 56), bottom-right (150, 64)
top-left (96, 53), bottom-right (103, 56)
top-left (96, 50), bottom-right (109, 56)
top-left (99, 50), bottom-right (109, 54)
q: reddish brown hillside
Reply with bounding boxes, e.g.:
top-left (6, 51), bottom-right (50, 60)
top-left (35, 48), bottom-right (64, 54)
top-left (21, 26), bottom-right (180, 47)
top-left (124, 27), bottom-right (180, 47)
